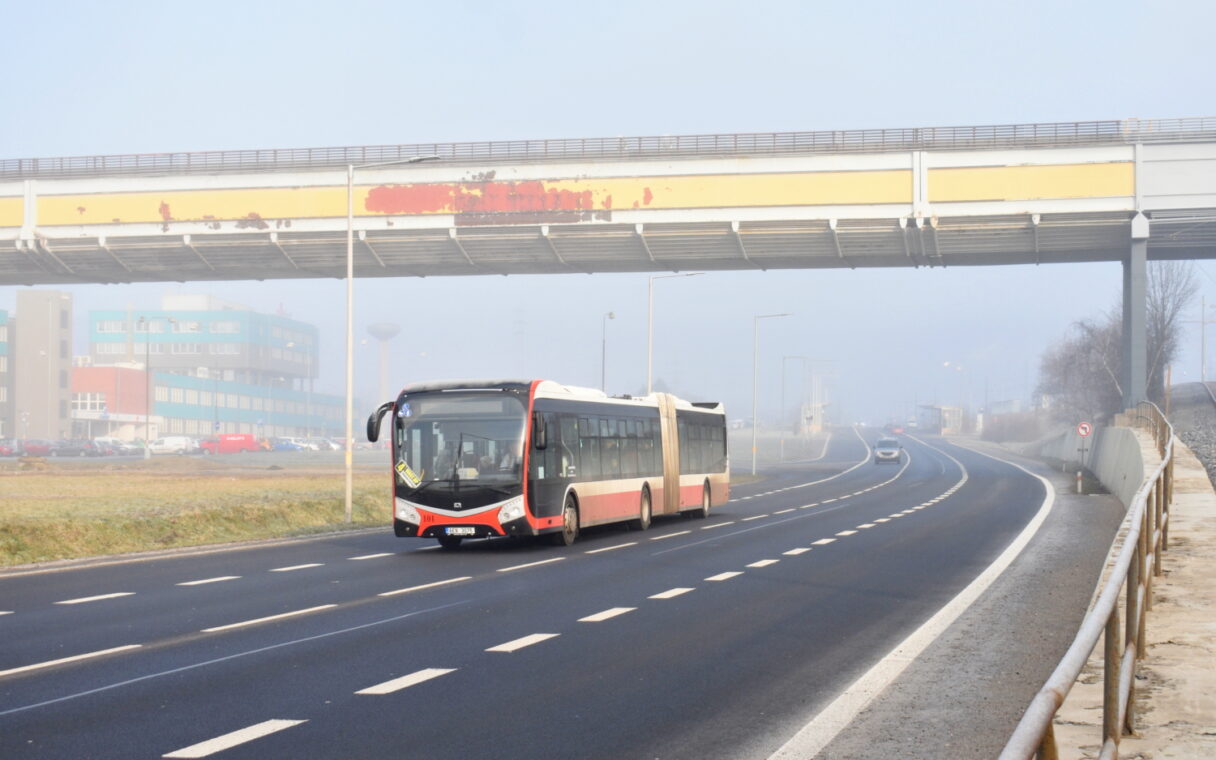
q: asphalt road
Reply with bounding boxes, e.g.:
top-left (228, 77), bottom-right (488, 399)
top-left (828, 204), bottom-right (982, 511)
top-left (0, 429), bottom-right (1054, 759)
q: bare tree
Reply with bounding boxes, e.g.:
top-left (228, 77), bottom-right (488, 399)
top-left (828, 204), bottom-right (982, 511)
top-left (1146, 260), bottom-right (1198, 401)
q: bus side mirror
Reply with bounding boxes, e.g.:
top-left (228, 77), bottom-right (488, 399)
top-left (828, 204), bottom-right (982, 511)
top-left (533, 413), bottom-right (547, 450)
top-left (366, 401), bottom-right (394, 443)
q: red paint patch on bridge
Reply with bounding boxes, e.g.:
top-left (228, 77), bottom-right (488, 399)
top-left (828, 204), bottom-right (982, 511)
top-left (366, 180), bottom-right (600, 223)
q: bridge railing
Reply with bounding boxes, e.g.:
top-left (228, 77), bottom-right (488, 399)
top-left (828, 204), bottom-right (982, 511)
top-left (1000, 401), bottom-right (1174, 760)
top-left (3, 117), bottom-right (1215, 180)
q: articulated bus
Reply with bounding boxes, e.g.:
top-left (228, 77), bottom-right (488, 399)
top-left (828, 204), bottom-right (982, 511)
top-left (366, 379), bottom-right (730, 549)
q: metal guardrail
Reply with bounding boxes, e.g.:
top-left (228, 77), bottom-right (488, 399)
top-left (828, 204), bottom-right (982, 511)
top-left (1001, 401), bottom-right (1174, 760)
top-left (3, 117), bottom-right (1215, 180)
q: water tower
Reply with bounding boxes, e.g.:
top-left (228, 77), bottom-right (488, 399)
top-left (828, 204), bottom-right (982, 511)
top-left (366, 323), bottom-right (401, 402)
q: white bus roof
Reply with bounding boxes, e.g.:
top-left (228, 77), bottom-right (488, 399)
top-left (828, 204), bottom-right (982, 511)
top-left (398, 379), bottom-right (722, 414)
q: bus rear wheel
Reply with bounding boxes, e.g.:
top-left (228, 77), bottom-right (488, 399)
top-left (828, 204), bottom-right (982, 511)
top-left (437, 535), bottom-right (463, 550)
top-left (628, 488), bottom-right (652, 531)
top-left (550, 497), bottom-right (579, 546)
top-left (692, 483), bottom-right (711, 519)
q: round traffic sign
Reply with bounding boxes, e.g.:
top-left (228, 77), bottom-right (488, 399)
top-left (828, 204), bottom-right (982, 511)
top-left (1077, 421), bottom-right (1093, 437)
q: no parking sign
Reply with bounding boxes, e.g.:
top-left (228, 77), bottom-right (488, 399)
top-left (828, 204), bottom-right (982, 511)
top-left (1077, 421), bottom-right (1093, 437)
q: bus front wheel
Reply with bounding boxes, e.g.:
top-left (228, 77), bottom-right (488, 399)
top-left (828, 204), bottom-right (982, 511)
top-left (437, 535), bottom-right (463, 550)
top-left (551, 497), bottom-right (579, 546)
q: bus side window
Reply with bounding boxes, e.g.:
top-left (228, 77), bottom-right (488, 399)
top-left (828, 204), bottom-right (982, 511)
top-left (559, 415), bottom-right (579, 477)
top-left (579, 417), bottom-right (601, 479)
top-left (677, 418), bottom-right (689, 475)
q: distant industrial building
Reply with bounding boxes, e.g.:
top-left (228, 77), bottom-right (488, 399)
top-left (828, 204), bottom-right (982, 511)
top-left (11, 290), bottom-right (73, 440)
top-left (0, 309), bottom-right (10, 437)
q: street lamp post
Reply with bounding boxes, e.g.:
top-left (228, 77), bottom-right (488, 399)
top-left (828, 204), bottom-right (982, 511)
top-left (752, 313), bottom-right (791, 475)
top-left (646, 272), bottom-right (704, 395)
top-left (345, 155), bottom-right (439, 524)
top-left (601, 311), bottom-right (615, 392)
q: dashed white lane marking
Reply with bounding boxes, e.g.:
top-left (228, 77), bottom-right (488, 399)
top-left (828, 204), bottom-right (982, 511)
top-left (742, 515), bottom-right (768, 522)
top-left (901, 509), bottom-right (915, 514)
top-left (163, 719), bottom-right (307, 758)
top-left (888, 513), bottom-right (903, 518)
top-left (856, 523), bottom-right (876, 529)
top-left (783, 548), bottom-right (811, 556)
top-left (486, 633), bottom-right (560, 653)
top-left (747, 559), bottom-right (780, 568)
top-left (379, 576), bottom-right (472, 597)
top-left (649, 587), bottom-right (694, 599)
top-left (55, 592), bottom-right (135, 605)
top-left (701, 521), bottom-right (734, 530)
top-left (812, 538), bottom-right (836, 546)
top-left (874, 518), bottom-right (891, 523)
top-left (270, 563), bottom-right (323, 573)
top-left (579, 607), bottom-right (636, 622)
top-left (497, 557), bottom-right (566, 573)
top-left (822, 498), bottom-right (838, 504)
top-left (356, 668), bottom-right (456, 695)
top-left (835, 530), bottom-right (857, 537)
top-left (177, 576), bottom-right (240, 586)
top-left (774, 508), bottom-right (796, 514)
top-left (201, 605), bottom-right (337, 633)
top-left (0, 644), bottom-right (143, 678)
top-left (705, 571), bottom-right (743, 581)
top-left (0, 611), bottom-right (11, 616)
top-left (650, 530), bottom-right (691, 541)
top-left (586, 542), bottom-right (637, 554)
top-left (349, 553), bottom-right (393, 561)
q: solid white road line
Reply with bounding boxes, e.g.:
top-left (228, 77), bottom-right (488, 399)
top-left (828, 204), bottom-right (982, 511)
top-left (579, 607), bottom-right (636, 622)
top-left (356, 668), bottom-right (456, 695)
top-left (835, 530), bottom-right (857, 537)
top-left (348, 553), bottom-right (393, 561)
top-left (747, 559), bottom-right (780, 568)
top-left (163, 719), bottom-right (306, 758)
top-left (55, 592), bottom-right (134, 605)
top-left (378, 576), bottom-right (472, 597)
top-left (705, 571), bottom-right (743, 581)
top-left (649, 587), bottom-right (694, 599)
top-left (0, 644), bottom-right (143, 678)
top-left (486, 633), bottom-right (559, 652)
top-left (774, 508), bottom-right (796, 514)
top-left (812, 538), bottom-right (836, 546)
top-left (701, 521), bottom-right (734, 530)
top-left (742, 515), bottom-right (768, 522)
top-left (769, 437), bottom-right (1045, 760)
top-left (269, 563), bottom-right (323, 572)
top-left (201, 605), bottom-right (337, 633)
top-left (176, 576), bottom-right (240, 586)
top-left (783, 548), bottom-right (811, 556)
top-left (650, 530), bottom-right (691, 541)
top-left (585, 542), bottom-right (637, 554)
top-left (497, 557), bottom-right (565, 573)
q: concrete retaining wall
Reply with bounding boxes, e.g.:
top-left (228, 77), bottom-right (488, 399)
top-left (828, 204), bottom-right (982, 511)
top-left (1034, 426), bottom-right (1145, 509)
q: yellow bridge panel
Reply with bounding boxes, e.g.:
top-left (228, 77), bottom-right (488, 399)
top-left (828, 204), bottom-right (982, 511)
top-left (928, 162), bottom-right (1134, 202)
top-left (0, 196), bottom-right (22, 228)
top-left (34, 169), bottom-right (913, 227)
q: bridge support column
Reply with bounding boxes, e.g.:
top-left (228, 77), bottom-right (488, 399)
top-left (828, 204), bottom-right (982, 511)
top-left (1121, 214), bottom-right (1150, 406)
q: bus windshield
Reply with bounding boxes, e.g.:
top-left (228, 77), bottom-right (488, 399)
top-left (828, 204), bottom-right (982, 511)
top-left (392, 391), bottom-right (527, 505)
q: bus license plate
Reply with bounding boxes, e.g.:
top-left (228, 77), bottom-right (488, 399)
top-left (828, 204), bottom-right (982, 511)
top-left (446, 526), bottom-right (476, 536)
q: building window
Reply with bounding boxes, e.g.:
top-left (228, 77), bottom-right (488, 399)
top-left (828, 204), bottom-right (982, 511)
top-left (185, 389), bottom-right (198, 405)
top-left (135, 319), bottom-right (167, 333)
top-left (200, 390), bottom-right (212, 406)
top-left (171, 343), bottom-right (200, 355)
top-left (252, 397), bottom-right (263, 411)
top-left (97, 320), bottom-right (125, 333)
top-left (60, 369), bottom-right (68, 389)
top-left (170, 387), bottom-right (184, 403)
top-left (155, 386), bottom-right (169, 402)
top-left (60, 339), bottom-right (68, 359)
top-left (0, 387), bottom-right (6, 402)
top-left (0, 356), bottom-right (6, 372)
top-left (71, 392), bottom-right (107, 412)
top-left (96, 343), bottom-right (125, 355)
top-left (210, 321), bottom-right (241, 334)
top-left (0, 324), bottom-right (7, 341)
top-left (211, 343), bottom-right (240, 355)
top-left (173, 321), bottom-right (201, 334)
top-left (60, 310), bottom-right (69, 329)
top-left (239, 395), bottom-right (251, 410)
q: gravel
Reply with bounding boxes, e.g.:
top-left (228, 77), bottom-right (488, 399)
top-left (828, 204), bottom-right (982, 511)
top-left (1165, 382), bottom-right (1216, 484)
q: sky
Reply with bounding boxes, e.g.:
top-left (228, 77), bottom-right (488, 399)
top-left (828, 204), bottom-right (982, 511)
top-left (2, 0), bottom-right (1214, 425)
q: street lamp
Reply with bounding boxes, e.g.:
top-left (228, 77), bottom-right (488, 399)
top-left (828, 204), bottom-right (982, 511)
top-left (345, 154), bottom-right (440, 524)
top-left (752, 313), bottom-right (791, 475)
top-left (601, 311), bottom-right (615, 392)
top-left (646, 272), bottom-right (704, 394)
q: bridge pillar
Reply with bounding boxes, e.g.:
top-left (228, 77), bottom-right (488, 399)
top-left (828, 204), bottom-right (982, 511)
top-left (1121, 214), bottom-right (1150, 406)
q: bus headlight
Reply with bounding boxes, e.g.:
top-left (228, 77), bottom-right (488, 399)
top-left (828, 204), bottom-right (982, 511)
top-left (395, 498), bottom-right (420, 525)
top-left (498, 496), bottom-right (525, 523)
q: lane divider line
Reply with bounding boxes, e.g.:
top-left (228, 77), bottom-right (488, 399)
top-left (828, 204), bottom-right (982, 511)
top-left (741, 515), bottom-right (768, 522)
top-left (783, 548), bottom-right (812, 556)
top-left (497, 557), bottom-right (565, 573)
top-left (379, 576), bottom-right (472, 597)
top-left (775, 508), bottom-right (796, 515)
top-left (585, 542), bottom-right (638, 554)
top-left (578, 607), bottom-right (636, 622)
top-left (649, 588), bottom-right (694, 599)
top-left (55, 592), bottom-right (134, 605)
top-left (201, 605), bottom-right (337, 633)
top-left (705, 571), bottom-right (743, 582)
top-left (747, 559), bottom-right (780, 568)
top-left (812, 539), bottom-right (836, 546)
top-left (177, 577), bottom-right (240, 587)
top-left (856, 523), bottom-right (876, 529)
top-left (486, 633), bottom-right (559, 653)
top-left (701, 521), bottom-right (734, 530)
top-left (0, 644), bottom-right (143, 679)
top-left (650, 530), bottom-right (691, 541)
top-left (355, 668), bottom-right (456, 695)
top-left (269, 564), bottom-right (323, 573)
top-left (349, 553), bottom-right (393, 561)
top-left (835, 530), bottom-right (857, 537)
top-left (163, 719), bottom-right (307, 758)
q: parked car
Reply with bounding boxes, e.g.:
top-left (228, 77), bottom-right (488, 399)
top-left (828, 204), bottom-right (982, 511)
top-left (199, 433), bottom-right (259, 455)
top-left (20, 439), bottom-right (52, 456)
top-left (147, 436), bottom-right (197, 455)
top-left (0, 438), bottom-right (20, 456)
top-left (94, 437), bottom-right (139, 455)
top-left (270, 438), bottom-right (302, 452)
top-left (50, 440), bottom-right (100, 457)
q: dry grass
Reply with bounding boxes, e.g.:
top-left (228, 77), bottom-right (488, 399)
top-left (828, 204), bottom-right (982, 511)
top-left (0, 460), bottom-right (391, 566)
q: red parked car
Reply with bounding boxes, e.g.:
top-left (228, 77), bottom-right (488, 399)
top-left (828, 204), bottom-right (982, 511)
top-left (199, 433), bottom-right (259, 455)
top-left (20, 439), bottom-right (52, 456)
top-left (0, 438), bottom-right (20, 456)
